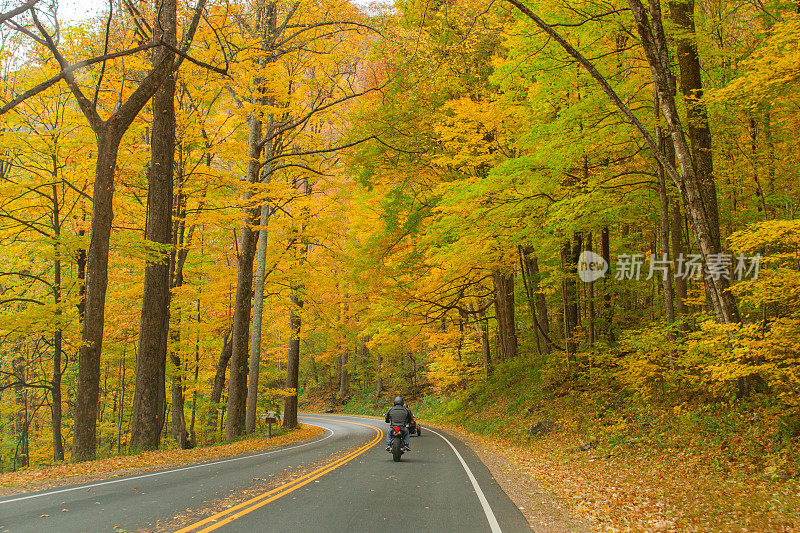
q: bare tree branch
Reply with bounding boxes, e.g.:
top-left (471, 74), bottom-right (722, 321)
top-left (0, 0), bottom-right (39, 26)
top-left (163, 41), bottom-right (227, 75)
top-left (93, 0), bottom-right (114, 108)
top-left (0, 297), bottom-right (44, 306)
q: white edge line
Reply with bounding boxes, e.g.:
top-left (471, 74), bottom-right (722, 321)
top-left (427, 427), bottom-right (503, 533)
top-left (0, 420), bottom-right (334, 505)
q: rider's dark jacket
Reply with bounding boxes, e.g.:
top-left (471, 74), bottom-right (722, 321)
top-left (385, 404), bottom-right (413, 426)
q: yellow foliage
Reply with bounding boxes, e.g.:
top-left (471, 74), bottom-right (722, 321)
top-left (615, 316), bottom-right (800, 406)
top-left (729, 219), bottom-right (800, 308)
top-left (712, 13), bottom-right (800, 107)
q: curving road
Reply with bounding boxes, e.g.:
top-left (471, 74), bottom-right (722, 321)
top-left (0, 415), bottom-right (531, 532)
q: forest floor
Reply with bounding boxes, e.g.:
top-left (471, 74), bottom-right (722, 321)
top-left (0, 424), bottom-right (322, 496)
top-left (425, 413), bottom-right (800, 532)
top-left (338, 376), bottom-right (800, 531)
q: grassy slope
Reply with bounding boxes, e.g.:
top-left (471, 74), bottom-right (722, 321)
top-left (343, 356), bottom-right (800, 531)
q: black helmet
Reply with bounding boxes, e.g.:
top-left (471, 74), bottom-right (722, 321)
top-left (393, 396), bottom-right (404, 405)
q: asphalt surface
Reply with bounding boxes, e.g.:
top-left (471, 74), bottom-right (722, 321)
top-left (0, 414), bottom-right (531, 532)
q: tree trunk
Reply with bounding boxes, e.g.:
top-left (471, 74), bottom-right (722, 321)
top-left (628, 0), bottom-right (739, 324)
top-left (189, 300), bottom-right (201, 444)
top-left (169, 314), bottom-right (189, 448)
top-left (283, 291), bottom-right (302, 429)
top-left (601, 226), bottom-right (615, 342)
top-left (115, 343), bottom-right (127, 454)
top-left (51, 326), bottom-right (64, 462)
top-left (225, 220), bottom-right (257, 440)
top-left (245, 199), bottom-right (269, 434)
top-left (72, 129), bottom-right (123, 462)
top-left (670, 201), bottom-right (688, 315)
top-left (562, 236), bottom-right (581, 356)
top-left (338, 351), bottom-right (349, 399)
top-left (586, 233), bottom-right (596, 347)
top-left (51, 287), bottom-right (64, 462)
top-left (13, 354), bottom-right (28, 469)
top-left (519, 247), bottom-right (551, 355)
top-left (492, 270), bottom-right (517, 361)
top-left (168, 188), bottom-right (191, 448)
top-left (51, 180), bottom-right (64, 461)
top-left (245, 1), bottom-right (277, 436)
top-left (335, 344), bottom-right (342, 390)
top-left (374, 347), bottom-right (382, 399)
top-left (518, 247), bottom-right (541, 356)
top-left (245, 152), bottom-right (273, 432)
top-left (668, 0), bottom-right (720, 249)
top-left (561, 240), bottom-right (572, 358)
top-left (669, 0), bottom-right (726, 316)
top-left (130, 0), bottom-right (177, 450)
top-left (76, 220), bottom-right (86, 321)
top-left (469, 302), bottom-right (492, 378)
top-left (480, 314), bottom-right (492, 376)
top-left (656, 122), bottom-right (676, 327)
top-left (283, 173), bottom-right (308, 429)
top-left (207, 329), bottom-right (232, 434)
top-left (225, 114), bottom-right (264, 440)
top-left (570, 234), bottom-right (582, 331)
top-left (529, 255), bottom-right (551, 354)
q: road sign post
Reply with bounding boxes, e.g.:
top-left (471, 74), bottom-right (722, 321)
top-left (261, 411), bottom-right (278, 438)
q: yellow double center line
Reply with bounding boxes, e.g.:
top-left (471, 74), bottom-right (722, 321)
top-left (175, 418), bottom-right (382, 533)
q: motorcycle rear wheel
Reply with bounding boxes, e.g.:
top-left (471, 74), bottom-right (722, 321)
top-left (391, 437), bottom-right (403, 462)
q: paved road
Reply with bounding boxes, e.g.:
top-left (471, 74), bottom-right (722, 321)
top-left (0, 415), bottom-right (531, 532)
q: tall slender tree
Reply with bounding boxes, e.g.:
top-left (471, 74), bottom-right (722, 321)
top-left (130, 0), bottom-right (178, 452)
top-left (22, 0), bottom-right (213, 461)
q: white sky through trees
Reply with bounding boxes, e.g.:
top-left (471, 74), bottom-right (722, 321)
top-left (58, 0), bottom-right (388, 23)
top-left (58, 0), bottom-right (105, 23)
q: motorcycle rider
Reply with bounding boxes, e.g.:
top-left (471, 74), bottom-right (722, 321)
top-left (384, 396), bottom-right (413, 452)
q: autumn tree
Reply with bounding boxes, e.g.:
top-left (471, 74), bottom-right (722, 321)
top-left (5, 0), bottom-right (215, 461)
top-left (0, 76), bottom-right (91, 462)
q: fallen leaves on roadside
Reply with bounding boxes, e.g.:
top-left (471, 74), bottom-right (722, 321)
top-left (0, 424), bottom-right (323, 493)
top-left (432, 414), bottom-right (800, 532)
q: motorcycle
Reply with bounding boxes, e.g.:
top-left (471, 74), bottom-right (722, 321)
top-left (408, 417), bottom-right (421, 436)
top-left (388, 425), bottom-right (407, 462)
